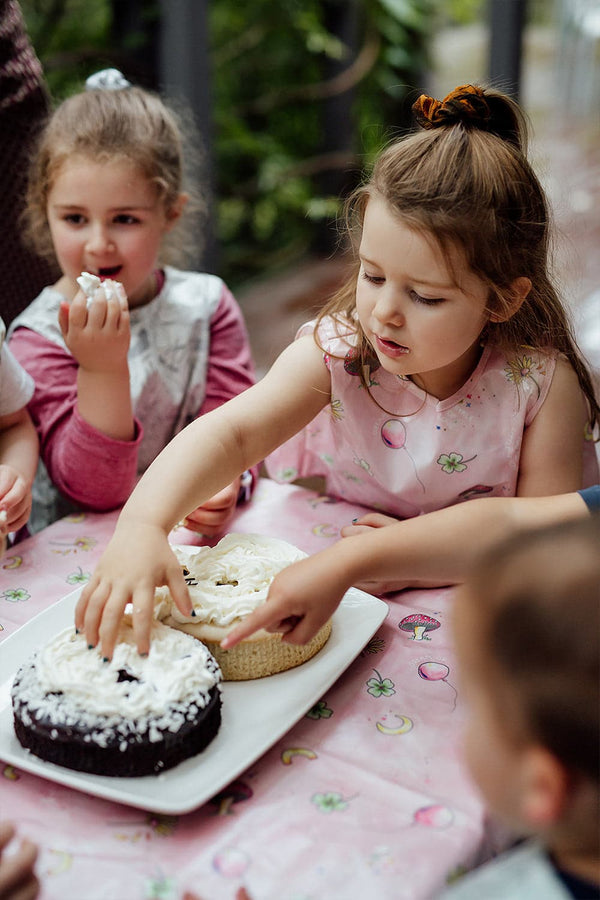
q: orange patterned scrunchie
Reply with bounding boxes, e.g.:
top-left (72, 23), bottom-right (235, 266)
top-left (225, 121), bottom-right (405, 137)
top-left (412, 84), bottom-right (490, 129)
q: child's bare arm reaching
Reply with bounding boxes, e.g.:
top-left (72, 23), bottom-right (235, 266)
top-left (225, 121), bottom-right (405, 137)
top-left (222, 491), bottom-right (591, 648)
top-left (0, 407), bottom-right (38, 535)
top-left (76, 334), bottom-right (331, 659)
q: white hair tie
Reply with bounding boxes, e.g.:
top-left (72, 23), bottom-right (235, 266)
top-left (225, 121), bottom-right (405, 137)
top-left (85, 68), bottom-right (131, 91)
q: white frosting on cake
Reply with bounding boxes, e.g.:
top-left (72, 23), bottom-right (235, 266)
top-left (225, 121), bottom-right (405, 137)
top-left (158, 533), bottom-right (307, 627)
top-left (76, 271), bottom-right (127, 308)
top-left (27, 617), bottom-right (219, 723)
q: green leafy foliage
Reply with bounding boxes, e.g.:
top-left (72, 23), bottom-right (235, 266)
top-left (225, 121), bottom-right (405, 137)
top-left (20, 0), bottom-right (436, 283)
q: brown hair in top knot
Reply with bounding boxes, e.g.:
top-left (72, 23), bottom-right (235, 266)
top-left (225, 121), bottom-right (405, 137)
top-left (311, 81), bottom-right (600, 432)
top-left (413, 84), bottom-right (490, 130)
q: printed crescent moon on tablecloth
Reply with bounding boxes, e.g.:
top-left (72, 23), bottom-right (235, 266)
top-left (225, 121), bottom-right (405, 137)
top-left (46, 849), bottom-right (73, 876)
top-left (376, 713), bottom-right (413, 735)
top-left (281, 747), bottom-right (318, 764)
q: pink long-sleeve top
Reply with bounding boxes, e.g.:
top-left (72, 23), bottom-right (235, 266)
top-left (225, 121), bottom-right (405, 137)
top-left (9, 268), bottom-right (257, 530)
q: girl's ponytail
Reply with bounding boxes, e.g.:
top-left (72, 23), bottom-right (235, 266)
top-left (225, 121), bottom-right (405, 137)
top-left (412, 83), bottom-right (527, 152)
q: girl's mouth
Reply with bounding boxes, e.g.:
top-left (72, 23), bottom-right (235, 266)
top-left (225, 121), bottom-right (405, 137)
top-left (375, 335), bottom-right (409, 357)
top-left (98, 265), bottom-right (122, 280)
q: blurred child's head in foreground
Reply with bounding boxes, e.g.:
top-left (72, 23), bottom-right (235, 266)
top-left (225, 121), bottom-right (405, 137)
top-left (454, 516), bottom-right (600, 856)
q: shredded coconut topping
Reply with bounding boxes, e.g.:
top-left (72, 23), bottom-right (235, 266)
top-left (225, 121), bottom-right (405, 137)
top-left (12, 618), bottom-right (221, 747)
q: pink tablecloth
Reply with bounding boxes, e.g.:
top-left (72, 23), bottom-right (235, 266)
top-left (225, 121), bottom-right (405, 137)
top-left (0, 478), bottom-right (500, 900)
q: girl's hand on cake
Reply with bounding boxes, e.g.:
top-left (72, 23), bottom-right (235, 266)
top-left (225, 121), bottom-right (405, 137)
top-left (59, 287), bottom-right (130, 373)
top-left (181, 478), bottom-right (241, 537)
top-left (221, 553), bottom-right (347, 649)
top-left (76, 523), bottom-right (193, 659)
top-left (0, 822), bottom-right (39, 900)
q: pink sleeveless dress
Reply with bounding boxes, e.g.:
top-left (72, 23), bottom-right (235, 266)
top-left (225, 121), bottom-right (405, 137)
top-left (266, 317), bottom-right (598, 517)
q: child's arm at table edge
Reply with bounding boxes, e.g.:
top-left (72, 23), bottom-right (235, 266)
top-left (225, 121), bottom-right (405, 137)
top-left (222, 490), bottom-right (592, 648)
top-left (0, 407), bottom-right (38, 486)
top-left (76, 335), bottom-right (330, 659)
top-left (0, 407), bottom-right (38, 533)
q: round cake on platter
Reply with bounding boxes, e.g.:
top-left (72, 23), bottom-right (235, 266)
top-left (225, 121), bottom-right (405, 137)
top-left (157, 533), bottom-right (332, 680)
top-left (11, 616), bottom-right (222, 777)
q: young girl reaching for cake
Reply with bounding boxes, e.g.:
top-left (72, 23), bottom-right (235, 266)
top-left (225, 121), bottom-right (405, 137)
top-left (8, 69), bottom-right (256, 534)
top-left (77, 83), bottom-right (599, 659)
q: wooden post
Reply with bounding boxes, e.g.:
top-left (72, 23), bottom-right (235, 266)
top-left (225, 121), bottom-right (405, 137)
top-left (313, 0), bottom-right (360, 254)
top-left (488, 0), bottom-right (527, 100)
top-left (158, 0), bottom-right (216, 272)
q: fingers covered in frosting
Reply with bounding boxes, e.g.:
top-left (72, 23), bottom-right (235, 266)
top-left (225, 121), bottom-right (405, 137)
top-left (221, 554), bottom-right (340, 649)
top-left (220, 602), bottom-right (292, 649)
top-left (82, 581), bottom-right (130, 660)
top-left (75, 528), bottom-right (193, 659)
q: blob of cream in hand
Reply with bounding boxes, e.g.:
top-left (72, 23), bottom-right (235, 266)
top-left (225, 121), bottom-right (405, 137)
top-left (76, 271), bottom-right (127, 309)
top-left (77, 83), bottom-right (599, 660)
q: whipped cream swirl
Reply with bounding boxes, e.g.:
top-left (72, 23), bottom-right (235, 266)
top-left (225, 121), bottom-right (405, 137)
top-left (160, 533), bottom-right (307, 627)
top-left (33, 617), bottom-right (220, 720)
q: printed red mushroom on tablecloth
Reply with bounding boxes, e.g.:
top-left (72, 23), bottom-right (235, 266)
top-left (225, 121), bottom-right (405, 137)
top-left (398, 613), bottom-right (440, 641)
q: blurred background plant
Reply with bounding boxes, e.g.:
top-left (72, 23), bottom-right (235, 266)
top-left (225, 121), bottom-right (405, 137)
top-left (19, 0), bottom-right (557, 288)
top-left (16, 0), bottom-right (597, 387)
top-left (20, 0), bottom-right (472, 286)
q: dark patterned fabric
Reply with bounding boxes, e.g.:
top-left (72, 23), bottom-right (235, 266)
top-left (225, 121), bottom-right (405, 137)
top-left (0, 0), bottom-right (57, 325)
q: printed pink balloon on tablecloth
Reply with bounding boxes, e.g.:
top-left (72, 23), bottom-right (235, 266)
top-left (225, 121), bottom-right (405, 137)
top-left (212, 847), bottom-right (250, 878)
top-left (418, 661), bottom-right (449, 681)
top-left (414, 804), bottom-right (454, 829)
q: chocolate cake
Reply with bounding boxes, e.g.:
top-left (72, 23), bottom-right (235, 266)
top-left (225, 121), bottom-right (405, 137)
top-left (11, 617), bottom-right (222, 777)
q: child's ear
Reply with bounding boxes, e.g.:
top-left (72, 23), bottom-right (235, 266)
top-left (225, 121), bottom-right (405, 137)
top-left (519, 745), bottom-right (570, 829)
top-left (164, 193), bottom-right (188, 231)
top-left (489, 276), bottom-right (532, 323)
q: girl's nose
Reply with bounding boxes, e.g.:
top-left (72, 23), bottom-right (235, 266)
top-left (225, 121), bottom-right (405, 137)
top-left (86, 224), bottom-right (114, 254)
top-left (373, 290), bottom-right (405, 327)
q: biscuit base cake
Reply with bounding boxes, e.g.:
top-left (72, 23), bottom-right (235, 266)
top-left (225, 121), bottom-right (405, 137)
top-left (164, 616), bottom-right (332, 681)
top-left (159, 534), bottom-right (333, 680)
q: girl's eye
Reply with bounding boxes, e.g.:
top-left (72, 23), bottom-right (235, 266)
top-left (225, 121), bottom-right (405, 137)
top-left (362, 272), bottom-right (385, 285)
top-left (64, 213), bottom-right (85, 225)
top-left (410, 290), bottom-right (445, 306)
top-left (114, 214), bottom-right (139, 225)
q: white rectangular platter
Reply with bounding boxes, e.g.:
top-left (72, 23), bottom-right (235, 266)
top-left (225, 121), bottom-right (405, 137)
top-left (0, 586), bottom-right (387, 814)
